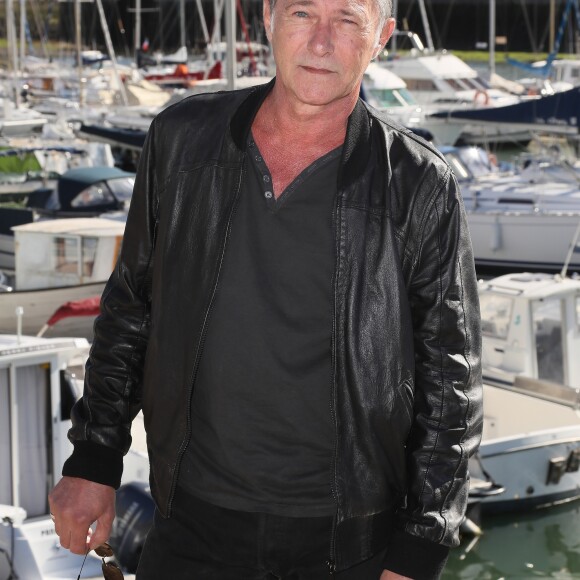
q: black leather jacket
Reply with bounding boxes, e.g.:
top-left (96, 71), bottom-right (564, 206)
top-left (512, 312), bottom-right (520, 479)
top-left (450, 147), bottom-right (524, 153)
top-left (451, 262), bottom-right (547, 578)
top-left (65, 80), bottom-right (482, 576)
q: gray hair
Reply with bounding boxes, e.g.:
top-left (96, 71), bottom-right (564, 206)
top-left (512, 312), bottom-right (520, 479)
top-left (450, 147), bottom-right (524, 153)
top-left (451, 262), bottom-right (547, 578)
top-left (268, 0), bottom-right (393, 26)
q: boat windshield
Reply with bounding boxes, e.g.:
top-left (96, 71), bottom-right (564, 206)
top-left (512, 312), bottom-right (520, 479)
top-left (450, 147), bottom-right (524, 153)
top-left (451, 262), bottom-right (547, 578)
top-left (445, 147), bottom-right (497, 180)
top-left (366, 87), bottom-right (416, 108)
top-left (70, 177), bottom-right (135, 208)
top-left (479, 292), bottom-right (513, 339)
top-left (458, 147), bottom-right (496, 177)
top-left (107, 177), bottom-right (135, 202)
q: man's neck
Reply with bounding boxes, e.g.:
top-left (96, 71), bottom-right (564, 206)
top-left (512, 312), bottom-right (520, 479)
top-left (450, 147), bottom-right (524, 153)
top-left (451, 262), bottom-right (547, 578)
top-left (251, 83), bottom-right (358, 198)
top-left (256, 83), bottom-right (358, 146)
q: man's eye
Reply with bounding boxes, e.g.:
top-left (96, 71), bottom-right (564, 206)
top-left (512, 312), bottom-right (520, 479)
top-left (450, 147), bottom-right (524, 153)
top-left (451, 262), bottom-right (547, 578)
top-left (294, 10), bottom-right (308, 17)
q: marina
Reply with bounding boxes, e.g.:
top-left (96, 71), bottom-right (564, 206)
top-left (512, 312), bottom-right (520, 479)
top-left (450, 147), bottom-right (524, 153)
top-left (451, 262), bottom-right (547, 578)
top-left (3, 0), bottom-right (580, 578)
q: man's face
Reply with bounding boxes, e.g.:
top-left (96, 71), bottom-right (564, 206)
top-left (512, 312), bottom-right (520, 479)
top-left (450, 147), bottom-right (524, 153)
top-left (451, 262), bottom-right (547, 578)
top-left (264, 0), bottom-right (395, 109)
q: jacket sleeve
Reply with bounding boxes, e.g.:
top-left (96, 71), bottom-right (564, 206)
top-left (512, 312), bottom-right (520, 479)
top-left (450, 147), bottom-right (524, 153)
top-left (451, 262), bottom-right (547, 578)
top-left (384, 167), bottom-right (483, 578)
top-left (62, 119), bottom-right (160, 489)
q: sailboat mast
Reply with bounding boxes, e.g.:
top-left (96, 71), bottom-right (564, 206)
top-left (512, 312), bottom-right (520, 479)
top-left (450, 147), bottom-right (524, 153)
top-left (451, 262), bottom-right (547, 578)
top-left (489, 0), bottom-right (496, 76)
top-left (7, 0), bottom-right (21, 106)
top-left (180, 0), bottom-right (186, 48)
top-left (417, 0), bottom-right (434, 52)
top-left (224, 0), bottom-right (236, 90)
top-left (135, 0), bottom-right (142, 57)
top-left (94, 0), bottom-right (128, 106)
top-left (75, 0), bottom-right (84, 107)
top-left (19, 0), bottom-right (26, 71)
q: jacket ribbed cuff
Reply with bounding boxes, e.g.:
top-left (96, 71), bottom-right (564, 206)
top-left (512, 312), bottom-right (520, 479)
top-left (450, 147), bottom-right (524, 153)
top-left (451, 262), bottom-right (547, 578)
top-left (383, 530), bottom-right (450, 580)
top-left (62, 441), bottom-right (124, 489)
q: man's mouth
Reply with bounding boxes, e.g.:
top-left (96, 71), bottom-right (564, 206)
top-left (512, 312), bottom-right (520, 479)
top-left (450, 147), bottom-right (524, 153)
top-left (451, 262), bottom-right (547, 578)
top-left (301, 66), bottom-right (334, 74)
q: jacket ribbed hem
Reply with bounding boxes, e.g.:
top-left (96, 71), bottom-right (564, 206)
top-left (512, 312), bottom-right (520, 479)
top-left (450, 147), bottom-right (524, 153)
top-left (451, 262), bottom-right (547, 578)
top-left (62, 441), bottom-right (124, 489)
top-left (383, 530), bottom-right (450, 580)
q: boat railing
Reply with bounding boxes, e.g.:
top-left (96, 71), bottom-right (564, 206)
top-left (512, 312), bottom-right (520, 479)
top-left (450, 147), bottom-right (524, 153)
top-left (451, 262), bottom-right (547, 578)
top-left (485, 374), bottom-right (580, 410)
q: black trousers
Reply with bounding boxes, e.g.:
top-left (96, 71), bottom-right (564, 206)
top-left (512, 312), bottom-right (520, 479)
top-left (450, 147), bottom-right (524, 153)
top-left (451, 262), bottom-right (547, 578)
top-left (136, 487), bottom-right (387, 579)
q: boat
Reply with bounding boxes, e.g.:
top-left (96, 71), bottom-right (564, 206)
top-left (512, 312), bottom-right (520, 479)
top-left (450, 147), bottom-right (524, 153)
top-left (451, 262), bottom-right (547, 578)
top-left (0, 166), bottom-right (133, 271)
top-left (0, 96), bottom-right (48, 137)
top-left (430, 85), bottom-right (580, 145)
top-left (0, 217), bottom-right (125, 338)
top-left (475, 272), bottom-right (580, 513)
top-left (438, 144), bottom-right (580, 275)
top-left (360, 62), bottom-right (464, 145)
top-left (0, 332), bottom-right (149, 579)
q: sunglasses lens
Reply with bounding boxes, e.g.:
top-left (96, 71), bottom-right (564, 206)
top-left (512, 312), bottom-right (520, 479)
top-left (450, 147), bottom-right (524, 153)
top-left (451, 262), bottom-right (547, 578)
top-left (95, 542), bottom-right (115, 558)
top-left (102, 561), bottom-right (124, 580)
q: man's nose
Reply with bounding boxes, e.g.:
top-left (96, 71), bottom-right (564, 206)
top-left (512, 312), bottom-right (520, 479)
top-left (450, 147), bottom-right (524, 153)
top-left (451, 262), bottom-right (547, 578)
top-left (307, 20), bottom-right (334, 56)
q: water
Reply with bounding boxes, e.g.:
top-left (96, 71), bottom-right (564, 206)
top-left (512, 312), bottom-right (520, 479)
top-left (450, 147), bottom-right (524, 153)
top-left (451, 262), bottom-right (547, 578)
top-left (443, 500), bottom-right (580, 579)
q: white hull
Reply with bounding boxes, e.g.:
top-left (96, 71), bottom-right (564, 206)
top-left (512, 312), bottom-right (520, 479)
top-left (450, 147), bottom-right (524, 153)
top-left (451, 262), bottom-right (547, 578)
top-left (478, 382), bottom-right (580, 511)
top-left (0, 511), bottom-right (103, 580)
top-left (0, 282), bottom-right (105, 338)
top-left (468, 212), bottom-right (580, 273)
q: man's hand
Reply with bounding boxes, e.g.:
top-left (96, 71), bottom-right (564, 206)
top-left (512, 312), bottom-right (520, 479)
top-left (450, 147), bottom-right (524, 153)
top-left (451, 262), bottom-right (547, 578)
top-left (48, 476), bottom-right (116, 555)
top-left (380, 571), bottom-right (413, 580)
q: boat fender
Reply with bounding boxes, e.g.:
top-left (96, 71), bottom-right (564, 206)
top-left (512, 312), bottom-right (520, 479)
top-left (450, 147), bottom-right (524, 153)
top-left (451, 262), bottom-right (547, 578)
top-left (473, 89), bottom-right (489, 106)
top-left (109, 481), bottom-right (155, 573)
top-left (460, 516), bottom-right (483, 536)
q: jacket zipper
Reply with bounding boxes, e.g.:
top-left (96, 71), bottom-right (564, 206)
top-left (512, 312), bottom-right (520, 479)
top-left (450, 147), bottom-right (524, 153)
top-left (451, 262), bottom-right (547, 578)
top-left (327, 192), bottom-right (342, 577)
top-left (166, 159), bottom-right (246, 516)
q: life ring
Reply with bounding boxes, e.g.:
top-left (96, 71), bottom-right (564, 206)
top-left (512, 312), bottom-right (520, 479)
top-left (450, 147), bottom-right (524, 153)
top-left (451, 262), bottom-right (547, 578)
top-left (474, 89), bottom-right (489, 106)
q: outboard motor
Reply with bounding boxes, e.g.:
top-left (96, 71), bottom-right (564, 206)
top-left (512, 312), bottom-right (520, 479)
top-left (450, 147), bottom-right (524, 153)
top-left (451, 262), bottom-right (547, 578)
top-left (109, 481), bottom-right (155, 573)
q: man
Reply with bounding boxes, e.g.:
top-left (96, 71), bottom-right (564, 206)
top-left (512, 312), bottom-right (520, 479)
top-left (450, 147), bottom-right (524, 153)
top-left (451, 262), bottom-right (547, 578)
top-left (49, 0), bottom-right (483, 578)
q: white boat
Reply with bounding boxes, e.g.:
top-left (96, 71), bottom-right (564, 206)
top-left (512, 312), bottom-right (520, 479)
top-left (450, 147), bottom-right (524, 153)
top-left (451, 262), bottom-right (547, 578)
top-left (0, 99), bottom-right (48, 137)
top-left (439, 145), bottom-right (580, 274)
top-left (378, 33), bottom-right (548, 145)
top-left (361, 62), bottom-right (464, 145)
top-left (476, 273), bottom-right (580, 512)
top-left (0, 332), bottom-right (148, 579)
top-left (0, 218), bottom-right (125, 337)
top-left (379, 50), bottom-right (515, 109)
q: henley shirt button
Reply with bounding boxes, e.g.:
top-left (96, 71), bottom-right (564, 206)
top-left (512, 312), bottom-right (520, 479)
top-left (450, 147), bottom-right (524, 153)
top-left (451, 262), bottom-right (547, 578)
top-left (263, 175), bottom-right (271, 183)
top-left (264, 191), bottom-right (273, 199)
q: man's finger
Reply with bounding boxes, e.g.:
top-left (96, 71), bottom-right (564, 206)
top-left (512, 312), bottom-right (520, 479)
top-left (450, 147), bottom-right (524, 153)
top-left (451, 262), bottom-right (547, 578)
top-left (68, 527), bottom-right (91, 555)
top-left (89, 514), bottom-right (114, 550)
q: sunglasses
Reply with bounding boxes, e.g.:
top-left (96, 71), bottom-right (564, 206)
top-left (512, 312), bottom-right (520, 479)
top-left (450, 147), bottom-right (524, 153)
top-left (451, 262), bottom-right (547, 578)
top-left (76, 542), bottom-right (124, 580)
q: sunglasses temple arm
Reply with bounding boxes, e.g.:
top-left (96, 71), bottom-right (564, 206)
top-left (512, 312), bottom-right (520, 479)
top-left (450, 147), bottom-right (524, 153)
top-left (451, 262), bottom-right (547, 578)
top-left (77, 549), bottom-right (89, 580)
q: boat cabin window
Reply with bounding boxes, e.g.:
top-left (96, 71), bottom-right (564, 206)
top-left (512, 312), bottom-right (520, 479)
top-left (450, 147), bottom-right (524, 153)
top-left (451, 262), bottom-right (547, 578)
top-left (70, 183), bottom-right (115, 208)
top-left (365, 88), bottom-right (416, 109)
top-left (479, 293), bottom-right (513, 339)
top-left (446, 78), bottom-right (464, 91)
top-left (0, 364), bottom-right (52, 518)
top-left (402, 78), bottom-right (438, 91)
top-left (53, 235), bottom-right (98, 277)
top-left (532, 298), bottom-right (565, 385)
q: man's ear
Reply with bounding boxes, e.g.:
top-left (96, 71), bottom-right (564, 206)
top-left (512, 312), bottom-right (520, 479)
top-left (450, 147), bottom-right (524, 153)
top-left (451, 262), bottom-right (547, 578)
top-left (373, 17), bottom-right (396, 59)
top-left (263, 0), bottom-right (273, 43)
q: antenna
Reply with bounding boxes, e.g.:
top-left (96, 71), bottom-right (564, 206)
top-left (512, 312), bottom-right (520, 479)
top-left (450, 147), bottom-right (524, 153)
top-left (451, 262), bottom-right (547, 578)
top-left (560, 219), bottom-right (580, 279)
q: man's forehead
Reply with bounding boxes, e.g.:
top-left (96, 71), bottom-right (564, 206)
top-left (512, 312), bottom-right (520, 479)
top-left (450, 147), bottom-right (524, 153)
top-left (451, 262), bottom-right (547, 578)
top-left (280, 0), bottom-right (376, 14)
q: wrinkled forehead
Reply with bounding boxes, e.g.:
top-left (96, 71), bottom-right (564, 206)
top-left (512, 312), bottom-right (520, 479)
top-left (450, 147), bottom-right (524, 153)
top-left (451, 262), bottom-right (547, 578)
top-left (272, 0), bottom-right (381, 18)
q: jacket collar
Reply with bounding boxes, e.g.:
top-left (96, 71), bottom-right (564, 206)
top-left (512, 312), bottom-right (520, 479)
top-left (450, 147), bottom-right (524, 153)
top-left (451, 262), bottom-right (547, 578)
top-left (229, 78), bottom-right (372, 189)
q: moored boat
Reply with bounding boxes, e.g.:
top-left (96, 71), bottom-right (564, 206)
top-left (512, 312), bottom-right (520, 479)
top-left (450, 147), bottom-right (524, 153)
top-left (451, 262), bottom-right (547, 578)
top-left (476, 272), bottom-right (580, 512)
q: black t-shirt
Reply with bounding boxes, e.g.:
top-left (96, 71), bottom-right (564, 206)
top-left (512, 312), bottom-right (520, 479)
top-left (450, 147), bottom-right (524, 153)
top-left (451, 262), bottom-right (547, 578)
top-left (178, 137), bottom-right (341, 517)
